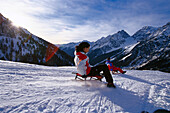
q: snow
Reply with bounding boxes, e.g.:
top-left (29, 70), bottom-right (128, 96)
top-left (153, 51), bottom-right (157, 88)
top-left (104, 37), bottom-right (137, 54)
top-left (125, 42), bottom-right (139, 53)
top-left (22, 28), bottom-right (31, 35)
top-left (121, 53), bottom-right (132, 61)
top-left (0, 60), bottom-right (169, 113)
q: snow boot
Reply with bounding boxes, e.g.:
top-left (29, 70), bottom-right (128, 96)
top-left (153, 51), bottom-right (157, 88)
top-left (81, 75), bottom-right (88, 78)
top-left (107, 83), bottom-right (116, 88)
top-left (122, 71), bottom-right (126, 74)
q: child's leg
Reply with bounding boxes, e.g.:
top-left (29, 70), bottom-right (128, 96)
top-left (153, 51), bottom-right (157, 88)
top-left (113, 67), bottom-right (124, 73)
top-left (92, 64), bottom-right (113, 83)
top-left (112, 71), bottom-right (117, 74)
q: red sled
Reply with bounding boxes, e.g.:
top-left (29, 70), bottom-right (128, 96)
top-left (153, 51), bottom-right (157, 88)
top-left (72, 72), bottom-right (104, 81)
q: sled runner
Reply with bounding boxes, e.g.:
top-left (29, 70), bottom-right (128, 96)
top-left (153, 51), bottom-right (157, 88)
top-left (72, 72), bottom-right (104, 81)
top-left (72, 72), bottom-right (116, 88)
top-left (111, 70), bottom-right (121, 74)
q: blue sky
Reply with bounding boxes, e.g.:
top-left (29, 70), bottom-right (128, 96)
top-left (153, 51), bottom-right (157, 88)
top-left (0, 0), bottom-right (170, 44)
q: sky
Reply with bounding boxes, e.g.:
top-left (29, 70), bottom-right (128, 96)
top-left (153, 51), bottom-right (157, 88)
top-left (0, 0), bottom-right (170, 44)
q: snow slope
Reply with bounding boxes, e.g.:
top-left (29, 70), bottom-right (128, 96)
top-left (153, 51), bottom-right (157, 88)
top-left (0, 60), bottom-right (169, 113)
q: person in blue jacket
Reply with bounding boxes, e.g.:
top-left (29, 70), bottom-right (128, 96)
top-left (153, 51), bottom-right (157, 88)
top-left (105, 57), bottom-right (126, 74)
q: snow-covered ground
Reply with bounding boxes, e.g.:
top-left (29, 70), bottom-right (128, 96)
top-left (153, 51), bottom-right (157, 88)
top-left (0, 60), bottom-right (169, 113)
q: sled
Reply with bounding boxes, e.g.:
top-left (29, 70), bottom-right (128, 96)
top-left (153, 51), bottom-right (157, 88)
top-left (111, 71), bottom-right (121, 74)
top-left (72, 72), bottom-right (104, 81)
top-left (111, 70), bottom-right (126, 74)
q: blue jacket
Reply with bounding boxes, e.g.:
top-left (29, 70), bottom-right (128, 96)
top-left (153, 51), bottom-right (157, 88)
top-left (105, 60), bottom-right (114, 71)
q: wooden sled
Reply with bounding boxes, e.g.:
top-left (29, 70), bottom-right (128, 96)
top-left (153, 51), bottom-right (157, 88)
top-left (72, 72), bottom-right (104, 81)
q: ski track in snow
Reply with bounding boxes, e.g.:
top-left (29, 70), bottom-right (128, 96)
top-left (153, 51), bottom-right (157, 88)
top-left (0, 60), bottom-right (169, 113)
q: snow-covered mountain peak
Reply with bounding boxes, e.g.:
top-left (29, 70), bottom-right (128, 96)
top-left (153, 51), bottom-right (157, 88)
top-left (149, 22), bottom-right (170, 38)
top-left (141, 26), bottom-right (156, 30)
top-left (162, 22), bottom-right (170, 31)
top-left (165, 22), bottom-right (170, 26)
top-left (109, 30), bottom-right (130, 40)
top-left (90, 30), bottom-right (131, 51)
top-left (132, 26), bottom-right (158, 41)
top-left (117, 30), bottom-right (130, 38)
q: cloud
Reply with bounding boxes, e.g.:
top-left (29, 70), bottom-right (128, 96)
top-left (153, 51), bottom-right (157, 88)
top-left (0, 0), bottom-right (169, 44)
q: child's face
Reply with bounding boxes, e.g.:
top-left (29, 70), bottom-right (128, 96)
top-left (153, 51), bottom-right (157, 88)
top-left (83, 47), bottom-right (90, 53)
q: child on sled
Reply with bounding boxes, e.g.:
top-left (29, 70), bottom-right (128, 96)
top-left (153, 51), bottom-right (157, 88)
top-left (105, 57), bottom-right (126, 74)
top-left (74, 42), bottom-right (116, 88)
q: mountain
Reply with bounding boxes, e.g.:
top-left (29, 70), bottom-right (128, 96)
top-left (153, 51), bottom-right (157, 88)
top-left (0, 13), bottom-right (74, 66)
top-left (59, 23), bottom-right (170, 72)
top-left (109, 22), bottom-right (170, 72)
top-left (59, 30), bottom-right (135, 64)
top-left (132, 26), bottom-right (158, 41)
top-left (87, 30), bottom-right (136, 65)
top-left (90, 30), bottom-right (131, 52)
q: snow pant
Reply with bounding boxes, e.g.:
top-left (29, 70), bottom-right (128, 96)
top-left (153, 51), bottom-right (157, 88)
top-left (88, 64), bottom-right (113, 83)
top-left (112, 67), bottom-right (124, 73)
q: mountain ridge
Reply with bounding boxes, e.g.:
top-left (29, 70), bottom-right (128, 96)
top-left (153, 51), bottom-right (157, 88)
top-left (0, 13), bottom-right (169, 72)
top-left (0, 13), bottom-right (74, 66)
top-left (60, 22), bottom-right (170, 72)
